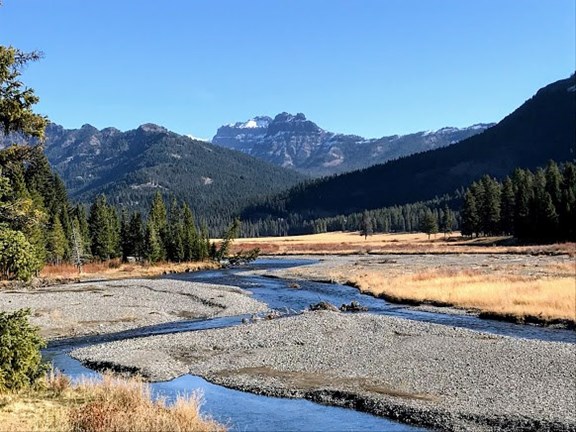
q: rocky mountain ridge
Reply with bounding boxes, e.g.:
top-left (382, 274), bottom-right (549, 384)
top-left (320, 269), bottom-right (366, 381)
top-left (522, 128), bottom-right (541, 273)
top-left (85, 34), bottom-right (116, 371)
top-left (212, 112), bottom-right (494, 176)
top-left (0, 122), bottom-right (304, 225)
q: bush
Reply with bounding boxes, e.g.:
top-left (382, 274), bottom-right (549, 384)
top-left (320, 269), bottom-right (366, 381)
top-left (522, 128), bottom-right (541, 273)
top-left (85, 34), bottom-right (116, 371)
top-left (0, 228), bottom-right (41, 281)
top-left (0, 308), bottom-right (48, 392)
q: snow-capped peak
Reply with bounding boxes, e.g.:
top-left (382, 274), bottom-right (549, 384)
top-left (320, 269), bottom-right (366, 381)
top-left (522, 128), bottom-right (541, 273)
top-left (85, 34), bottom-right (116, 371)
top-left (227, 117), bottom-right (271, 129)
top-left (186, 134), bottom-right (210, 142)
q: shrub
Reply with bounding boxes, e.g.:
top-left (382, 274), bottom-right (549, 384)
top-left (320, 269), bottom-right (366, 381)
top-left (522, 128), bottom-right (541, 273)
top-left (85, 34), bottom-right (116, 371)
top-left (69, 374), bottom-right (225, 432)
top-left (0, 308), bottom-right (48, 392)
top-left (0, 228), bottom-right (41, 281)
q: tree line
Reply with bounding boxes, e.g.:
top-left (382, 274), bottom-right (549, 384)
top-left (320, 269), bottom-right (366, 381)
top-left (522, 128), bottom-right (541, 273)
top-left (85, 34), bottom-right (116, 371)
top-left (85, 191), bottom-right (212, 263)
top-left (240, 198), bottom-right (458, 238)
top-left (460, 161), bottom-right (575, 242)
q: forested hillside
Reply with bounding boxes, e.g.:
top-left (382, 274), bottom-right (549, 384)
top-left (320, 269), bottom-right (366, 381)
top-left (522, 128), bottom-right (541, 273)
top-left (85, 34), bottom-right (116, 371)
top-left (242, 74), bottom-right (575, 225)
top-left (1, 123), bottom-right (305, 232)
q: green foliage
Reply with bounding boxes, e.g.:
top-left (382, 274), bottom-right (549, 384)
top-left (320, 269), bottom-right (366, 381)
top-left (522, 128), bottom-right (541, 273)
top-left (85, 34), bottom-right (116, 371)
top-left (461, 161), bottom-right (575, 242)
top-left (420, 209), bottom-right (439, 239)
top-left (360, 210), bottom-right (373, 239)
top-left (88, 195), bottom-right (120, 260)
top-left (0, 46), bottom-right (47, 138)
top-left (144, 221), bottom-right (163, 263)
top-left (214, 218), bottom-right (240, 261)
top-left (440, 204), bottom-right (455, 236)
top-left (0, 228), bottom-right (40, 281)
top-left (0, 308), bottom-right (48, 392)
top-left (46, 214), bottom-right (68, 264)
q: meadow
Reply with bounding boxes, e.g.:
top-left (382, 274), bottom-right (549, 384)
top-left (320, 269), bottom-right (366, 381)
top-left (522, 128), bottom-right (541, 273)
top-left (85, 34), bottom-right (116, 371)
top-left (237, 231), bottom-right (576, 326)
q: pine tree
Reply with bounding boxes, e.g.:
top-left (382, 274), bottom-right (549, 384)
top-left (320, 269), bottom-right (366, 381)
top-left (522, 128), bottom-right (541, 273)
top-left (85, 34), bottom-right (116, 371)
top-left (479, 175), bottom-right (501, 236)
top-left (71, 218), bottom-right (84, 273)
top-left (144, 221), bottom-right (163, 263)
top-left (360, 210), bottom-right (373, 239)
top-left (559, 163), bottom-right (576, 241)
top-left (181, 203), bottom-right (198, 261)
top-left (500, 177), bottom-right (515, 235)
top-left (461, 188), bottom-right (480, 237)
top-left (512, 169), bottom-right (534, 240)
top-left (47, 215), bottom-right (67, 264)
top-left (531, 169), bottom-right (558, 242)
top-left (148, 191), bottom-right (167, 260)
top-left (73, 204), bottom-right (91, 257)
top-left (420, 209), bottom-right (438, 240)
top-left (129, 212), bottom-right (145, 260)
top-left (88, 195), bottom-right (117, 260)
top-left (440, 204), bottom-right (455, 237)
top-left (545, 160), bottom-right (563, 210)
top-left (166, 198), bottom-right (184, 262)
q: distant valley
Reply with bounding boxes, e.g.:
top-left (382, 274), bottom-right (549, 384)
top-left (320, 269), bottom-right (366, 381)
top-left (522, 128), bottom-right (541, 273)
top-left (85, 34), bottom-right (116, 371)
top-left (242, 74), bottom-right (576, 224)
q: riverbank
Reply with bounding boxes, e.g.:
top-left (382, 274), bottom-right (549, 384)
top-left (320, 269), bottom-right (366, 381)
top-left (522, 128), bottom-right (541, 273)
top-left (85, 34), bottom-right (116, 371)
top-left (71, 311), bottom-right (576, 431)
top-left (0, 278), bottom-right (268, 340)
top-left (0, 372), bottom-right (224, 432)
top-left (231, 231), bottom-right (576, 256)
top-left (262, 254), bottom-right (576, 328)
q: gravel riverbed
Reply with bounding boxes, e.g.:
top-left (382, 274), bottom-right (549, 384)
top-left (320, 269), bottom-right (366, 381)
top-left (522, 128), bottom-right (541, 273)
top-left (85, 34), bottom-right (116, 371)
top-left (0, 278), bottom-right (267, 339)
top-left (72, 310), bottom-right (576, 432)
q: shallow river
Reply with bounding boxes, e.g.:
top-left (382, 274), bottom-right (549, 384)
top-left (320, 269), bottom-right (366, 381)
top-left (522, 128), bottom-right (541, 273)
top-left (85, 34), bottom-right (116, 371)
top-left (45, 257), bottom-right (574, 431)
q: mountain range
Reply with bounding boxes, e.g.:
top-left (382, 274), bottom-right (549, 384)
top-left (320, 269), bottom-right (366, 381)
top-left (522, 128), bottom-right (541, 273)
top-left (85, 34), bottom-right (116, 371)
top-left (242, 74), bottom-right (576, 220)
top-left (0, 123), bottom-right (304, 228)
top-left (212, 113), bottom-right (493, 176)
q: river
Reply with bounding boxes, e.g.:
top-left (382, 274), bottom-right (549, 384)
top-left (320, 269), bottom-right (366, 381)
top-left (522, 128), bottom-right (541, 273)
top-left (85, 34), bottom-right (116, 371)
top-left (45, 257), bottom-right (574, 431)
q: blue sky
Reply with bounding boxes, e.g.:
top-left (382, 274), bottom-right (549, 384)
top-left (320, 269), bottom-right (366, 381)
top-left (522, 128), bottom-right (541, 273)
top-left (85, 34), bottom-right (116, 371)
top-left (1, 0), bottom-right (574, 140)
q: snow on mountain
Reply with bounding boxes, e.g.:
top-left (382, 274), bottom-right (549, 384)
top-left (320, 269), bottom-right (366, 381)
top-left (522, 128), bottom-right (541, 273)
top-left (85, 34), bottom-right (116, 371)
top-left (212, 113), bottom-right (494, 176)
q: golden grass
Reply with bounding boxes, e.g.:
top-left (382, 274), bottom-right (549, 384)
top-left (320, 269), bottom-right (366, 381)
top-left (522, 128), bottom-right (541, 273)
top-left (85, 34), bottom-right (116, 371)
top-left (348, 268), bottom-right (576, 323)
top-left (0, 372), bottom-right (224, 432)
top-left (231, 231), bottom-right (576, 256)
top-left (40, 260), bottom-right (219, 282)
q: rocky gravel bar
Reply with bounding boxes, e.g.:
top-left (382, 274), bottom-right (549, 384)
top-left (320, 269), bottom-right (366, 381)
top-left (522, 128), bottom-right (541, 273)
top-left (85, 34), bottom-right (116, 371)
top-left (72, 311), bottom-right (576, 432)
top-left (0, 278), bottom-right (267, 340)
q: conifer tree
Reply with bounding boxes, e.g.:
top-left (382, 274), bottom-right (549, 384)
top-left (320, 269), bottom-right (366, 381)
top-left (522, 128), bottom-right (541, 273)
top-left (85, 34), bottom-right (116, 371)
top-left (47, 215), bottom-right (67, 264)
top-left (440, 204), bottom-right (455, 237)
top-left (500, 177), bottom-right (515, 235)
top-left (73, 204), bottom-right (91, 256)
top-left (420, 209), bottom-right (438, 239)
top-left (531, 168), bottom-right (559, 242)
top-left (512, 168), bottom-right (534, 240)
top-left (148, 191), bottom-right (167, 260)
top-left (479, 175), bottom-right (501, 236)
top-left (545, 161), bottom-right (563, 210)
top-left (144, 221), bottom-right (163, 263)
top-left (461, 187), bottom-right (480, 237)
top-left (560, 163), bottom-right (576, 241)
top-left (360, 210), bottom-right (373, 239)
top-left (88, 195), bottom-right (118, 260)
top-left (181, 203), bottom-right (198, 261)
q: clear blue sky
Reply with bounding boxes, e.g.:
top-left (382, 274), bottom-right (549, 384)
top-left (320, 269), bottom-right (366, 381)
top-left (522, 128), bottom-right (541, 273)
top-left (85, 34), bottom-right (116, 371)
top-left (1, 0), bottom-right (574, 140)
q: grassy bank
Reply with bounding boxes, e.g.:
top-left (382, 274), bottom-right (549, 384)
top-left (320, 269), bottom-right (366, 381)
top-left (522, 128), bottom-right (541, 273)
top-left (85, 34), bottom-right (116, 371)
top-left (232, 231), bottom-right (576, 256)
top-left (37, 260), bottom-right (220, 284)
top-left (345, 264), bottom-right (576, 326)
top-left (0, 372), bottom-right (224, 432)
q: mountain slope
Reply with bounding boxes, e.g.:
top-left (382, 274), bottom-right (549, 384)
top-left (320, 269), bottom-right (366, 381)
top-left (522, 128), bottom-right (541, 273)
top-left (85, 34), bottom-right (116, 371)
top-left (212, 112), bottom-right (493, 176)
top-left (1, 123), bottom-right (305, 222)
top-left (243, 74), bottom-right (576, 219)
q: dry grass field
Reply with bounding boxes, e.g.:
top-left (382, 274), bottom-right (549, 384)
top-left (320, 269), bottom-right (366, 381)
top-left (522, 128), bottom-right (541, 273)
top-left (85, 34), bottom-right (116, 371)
top-left (259, 232), bottom-right (576, 326)
top-left (37, 260), bottom-right (219, 284)
top-left (232, 231), bottom-right (576, 256)
top-left (346, 266), bottom-right (576, 324)
top-left (0, 372), bottom-right (224, 432)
